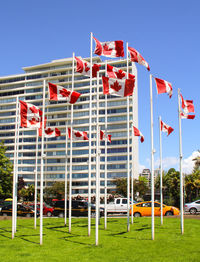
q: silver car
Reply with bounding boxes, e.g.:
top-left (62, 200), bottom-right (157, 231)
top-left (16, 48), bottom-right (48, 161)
top-left (184, 200), bottom-right (200, 214)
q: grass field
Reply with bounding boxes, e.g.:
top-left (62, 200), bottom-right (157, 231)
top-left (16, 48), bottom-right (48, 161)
top-left (0, 216), bottom-right (199, 262)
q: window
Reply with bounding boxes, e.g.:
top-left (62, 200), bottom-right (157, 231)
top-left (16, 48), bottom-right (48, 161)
top-left (116, 199), bottom-right (120, 204)
top-left (122, 199), bottom-right (127, 204)
top-left (142, 202), bottom-right (151, 207)
top-left (154, 202), bottom-right (160, 207)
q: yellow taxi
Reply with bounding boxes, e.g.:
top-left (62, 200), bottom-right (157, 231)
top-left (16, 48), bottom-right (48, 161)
top-left (130, 201), bottom-right (180, 217)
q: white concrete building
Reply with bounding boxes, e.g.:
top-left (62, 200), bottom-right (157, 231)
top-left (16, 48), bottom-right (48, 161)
top-left (0, 57), bottom-right (138, 196)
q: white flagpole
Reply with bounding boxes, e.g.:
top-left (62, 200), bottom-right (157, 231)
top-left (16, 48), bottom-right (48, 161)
top-left (178, 88), bottom-right (184, 234)
top-left (104, 60), bottom-right (108, 229)
top-left (34, 128), bottom-right (39, 229)
top-left (14, 98), bottom-right (20, 233)
top-left (95, 71), bottom-right (100, 246)
top-left (131, 122), bottom-right (134, 224)
top-left (126, 42), bottom-right (130, 232)
top-left (131, 61), bottom-right (138, 224)
top-left (88, 32), bottom-right (93, 236)
top-left (69, 53), bottom-right (75, 233)
top-left (150, 74), bottom-right (155, 240)
top-left (64, 126), bottom-right (68, 227)
top-left (159, 116), bottom-right (163, 225)
top-left (12, 96), bottom-right (19, 239)
top-left (40, 79), bottom-right (46, 245)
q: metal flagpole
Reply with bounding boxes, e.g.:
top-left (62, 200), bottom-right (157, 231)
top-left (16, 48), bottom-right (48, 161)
top-left (64, 126), bottom-right (68, 227)
top-left (14, 99), bottom-right (20, 233)
top-left (126, 42), bottom-right (130, 232)
top-left (159, 116), bottom-right (163, 225)
top-left (40, 79), bottom-right (46, 245)
top-left (131, 62), bottom-right (138, 224)
top-left (69, 53), bottom-right (75, 233)
top-left (131, 122), bottom-right (134, 224)
top-left (34, 128), bottom-right (39, 229)
top-left (178, 88), bottom-right (184, 234)
top-left (95, 71), bottom-right (100, 246)
top-left (12, 96), bottom-right (19, 239)
top-left (104, 60), bottom-right (108, 229)
top-left (150, 74), bottom-right (155, 240)
top-left (88, 32), bottom-right (93, 236)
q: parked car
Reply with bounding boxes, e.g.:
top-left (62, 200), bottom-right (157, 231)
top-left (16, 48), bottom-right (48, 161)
top-left (28, 203), bottom-right (54, 217)
top-left (130, 201), bottom-right (180, 217)
top-left (100, 198), bottom-right (137, 214)
top-left (0, 203), bottom-right (38, 217)
top-left (184, 200), bottom-right (200, 214)
top-left (53, 200), bottom-right (104, 217)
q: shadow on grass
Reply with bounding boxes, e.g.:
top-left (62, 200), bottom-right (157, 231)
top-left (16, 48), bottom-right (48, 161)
top-left (61, 234), bottom-right (94, 247)
top-left (15, 233), bottom-right (44, 245)
top-left (0, 232), bottom-right (11, 239)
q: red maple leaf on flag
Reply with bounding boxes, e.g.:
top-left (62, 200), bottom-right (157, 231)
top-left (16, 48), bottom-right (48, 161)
top-left (45, 128), bottom-right (54, 135)
top-left (30, 106), bottom-right (38, 114)
top-left (59, 89), bottom-right (71, 97)
top-left (111, 80), bottom-right (122, 92)
top-left (115, 69), bottom-right (125, 79)
top-left (84, 62), bottom-right (90, 72)
top-left (103, 43), bottom-right (112, 51)
top-left (74, 131), bottom-right (82, 137)
top-left (29, 118), bottom-right (39, 125)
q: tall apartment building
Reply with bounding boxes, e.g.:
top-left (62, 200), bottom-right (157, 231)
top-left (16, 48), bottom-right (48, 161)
top-left (0, 57), bottom-right (138, 196)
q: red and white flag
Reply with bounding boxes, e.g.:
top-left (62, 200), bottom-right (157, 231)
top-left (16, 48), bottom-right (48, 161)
top-left (39, 127), bottom-right (61, 138)
top-left (128, 47), bottom-right (150, 71)
top-left (48, 82), bottom-right (81, 104)
top-left (160, 120), bottom-right (174, 136)
top-left (102, 76), bottom-right (135, 97)
top-left (93, 37), bottom-right (124, 58)
top-left (75, 56), bottom-right (101, 78)
top-left (180, 94), bottom-right (195, 113)
top-left (68, 128), bottom-right (88, 141)
top-left (107, 64), bottom-right (135, 80)
top-left (100, 130), bottom-right (111, 143)
top-left (19, 100), bottom-right (44, 129)
top-left (154, 77), bottom-right (173, 98)
top-left (180, 111), bottom-right (195, 119)
top-left (133, 126), bottom-right (144, 143)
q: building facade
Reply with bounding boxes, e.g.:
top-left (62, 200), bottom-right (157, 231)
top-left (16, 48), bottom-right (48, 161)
top-left (0, 57), bottom-right (138, 196)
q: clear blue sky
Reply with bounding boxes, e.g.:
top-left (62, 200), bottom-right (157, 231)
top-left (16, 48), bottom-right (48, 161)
top-left (1, 0), bottom-right (200, 173)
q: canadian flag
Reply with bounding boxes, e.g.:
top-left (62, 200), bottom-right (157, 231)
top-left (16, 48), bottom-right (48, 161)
top-left (100, 130), bottom-right (112, 143)
top-left (160, 120), bottom-right (174, 136)
top-left (154, 77), bottom-right (173, 98)
top-left (102, 76), bottom-right (135, 97)
top-left (133, 126), bottom-right (144, 143)
top-left (19, 100), bottom-right (44, 129)
top-left (128, 47), bottom-right (150, 71)
top-left (75, 57), bottom-right (101, 78)
top-left (93, 37), bottom-right (124, 58)
top-left (180, 111), bottom-right (195, 119)
top-left (107, 64), bottom-right (135, 80)
top-left (68, 128), bottom-right (88, 141)
top-left (48, 82), bottom-right (81, 104)
top-left (39, 127), bottom-right (61, 138)
top-left (180, 94), bottom-right (195, 113)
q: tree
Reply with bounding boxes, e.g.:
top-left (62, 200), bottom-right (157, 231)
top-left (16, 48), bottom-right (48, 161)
top-left (17, 177), bottom-right (25, 199)
top-left (0, 141), bottom-right (13, 199)
top-left (114, 177), bottom-right (148, 199)
top-left (19, 184), bottom-right (35, 202)
top-left (44, 181), bottom-right (68, 200)
top-left (114, 178), bottom-right (127, 197)
top-left (185, 170), bottom-right (200, 202)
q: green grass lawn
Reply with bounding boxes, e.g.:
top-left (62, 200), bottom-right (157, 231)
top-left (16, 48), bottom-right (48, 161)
top-left (0, 216), bottom-right (199, 262)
